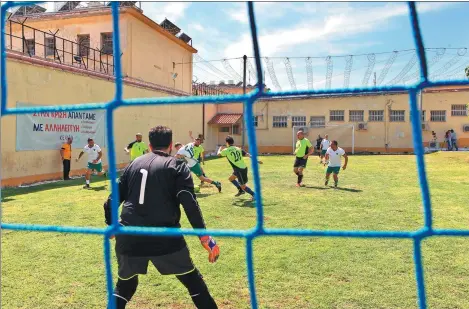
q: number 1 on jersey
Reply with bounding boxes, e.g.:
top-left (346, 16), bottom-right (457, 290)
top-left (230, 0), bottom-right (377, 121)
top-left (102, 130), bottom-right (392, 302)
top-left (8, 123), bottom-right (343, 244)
top-left (139, 169), bottom-right (148, 204)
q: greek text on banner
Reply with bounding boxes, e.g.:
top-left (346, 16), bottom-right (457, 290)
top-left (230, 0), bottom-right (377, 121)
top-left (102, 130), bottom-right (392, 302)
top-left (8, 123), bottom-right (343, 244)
top-left (16, 102), bottom-right (106, 151)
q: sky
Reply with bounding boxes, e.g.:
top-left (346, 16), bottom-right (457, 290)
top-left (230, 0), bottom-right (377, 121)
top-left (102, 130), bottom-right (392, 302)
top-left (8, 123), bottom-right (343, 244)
top-left (139, 1), bottom-right (469, 90)
top-left (6, 1), bottom-right (469, 90)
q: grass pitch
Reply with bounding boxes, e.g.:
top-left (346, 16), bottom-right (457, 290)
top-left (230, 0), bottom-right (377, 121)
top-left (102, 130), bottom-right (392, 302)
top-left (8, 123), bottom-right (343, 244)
top-left (2, 152), bottom-right (469, 309)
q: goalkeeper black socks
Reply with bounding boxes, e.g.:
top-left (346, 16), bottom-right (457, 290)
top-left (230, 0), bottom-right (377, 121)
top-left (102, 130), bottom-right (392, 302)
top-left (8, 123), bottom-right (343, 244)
top-left (298, 174), bottom-right (303, 184)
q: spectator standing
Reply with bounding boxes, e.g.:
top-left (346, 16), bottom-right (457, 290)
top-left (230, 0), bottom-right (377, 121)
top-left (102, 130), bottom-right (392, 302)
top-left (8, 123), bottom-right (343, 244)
top-left (60, 137), bottom-right (73, 180)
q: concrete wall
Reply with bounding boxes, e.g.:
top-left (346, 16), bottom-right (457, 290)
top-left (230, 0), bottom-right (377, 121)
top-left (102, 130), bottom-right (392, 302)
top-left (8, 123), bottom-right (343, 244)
top-left (2, 57), bottom-right (202, 187)
top-left (205, 90), bottom-right (469, 154)
top-left (5, 8), bottom-right (194, 92)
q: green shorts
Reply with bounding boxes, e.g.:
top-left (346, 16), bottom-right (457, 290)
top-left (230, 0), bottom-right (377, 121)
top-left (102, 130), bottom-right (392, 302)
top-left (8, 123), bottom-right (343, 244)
top-left (326, 166), bottom-right (341, 174)
top-left (321, 150), bottom-right (327, 156)
top-left (189, 163), bottom-right (203, 177)
top-left (87, 162), bottom-right (103, 172)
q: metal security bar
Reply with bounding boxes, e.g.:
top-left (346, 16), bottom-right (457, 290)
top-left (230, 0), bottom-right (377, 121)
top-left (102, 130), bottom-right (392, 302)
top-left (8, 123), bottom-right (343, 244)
top-left (4, 19), bottom-right (115, 75)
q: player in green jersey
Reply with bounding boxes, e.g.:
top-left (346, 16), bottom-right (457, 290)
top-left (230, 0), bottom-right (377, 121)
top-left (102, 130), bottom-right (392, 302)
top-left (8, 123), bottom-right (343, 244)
top-left (293, 130), bottom-right (314, 187)
top-left (217, 136), bottom-right (262, 200)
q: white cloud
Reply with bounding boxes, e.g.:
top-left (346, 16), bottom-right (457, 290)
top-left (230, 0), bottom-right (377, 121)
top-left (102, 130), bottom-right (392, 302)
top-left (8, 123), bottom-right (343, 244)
top-left (223, 2), bottom-right (454, 59)
top-left (189, 23), bottom-right (204, 32)
top-left (142, 2), bottom-right (191, 24)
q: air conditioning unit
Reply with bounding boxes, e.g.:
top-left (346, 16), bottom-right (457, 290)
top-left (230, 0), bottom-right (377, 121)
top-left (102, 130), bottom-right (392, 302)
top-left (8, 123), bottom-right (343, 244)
top-left (357, 122), bottom-right (368, 130)
top-left (421, 122), bottom-right (430, 131)
top-left (463, 124), bottom-right (469, 132)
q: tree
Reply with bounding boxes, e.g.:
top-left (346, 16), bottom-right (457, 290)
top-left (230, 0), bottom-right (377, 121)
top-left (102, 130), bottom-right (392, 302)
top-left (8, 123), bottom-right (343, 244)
top-left (466, 66), bottom-right (469, 78)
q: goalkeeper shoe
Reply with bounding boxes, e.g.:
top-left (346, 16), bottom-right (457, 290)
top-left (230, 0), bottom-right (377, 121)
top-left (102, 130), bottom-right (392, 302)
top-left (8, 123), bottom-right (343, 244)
top-left (325, 180), bottom-right (329, 186)
top-left (200, 236), bottom-right (220, 263)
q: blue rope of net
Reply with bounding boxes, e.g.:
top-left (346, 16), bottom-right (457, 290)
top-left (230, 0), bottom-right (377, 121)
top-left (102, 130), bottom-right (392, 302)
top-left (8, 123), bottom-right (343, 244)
top-left (2, 2), bottom-right (469, 308)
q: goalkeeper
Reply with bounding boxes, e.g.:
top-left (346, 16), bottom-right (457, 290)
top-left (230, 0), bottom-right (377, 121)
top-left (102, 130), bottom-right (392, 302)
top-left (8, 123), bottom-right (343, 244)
top-left (103, 125), bottom-right (219, 309)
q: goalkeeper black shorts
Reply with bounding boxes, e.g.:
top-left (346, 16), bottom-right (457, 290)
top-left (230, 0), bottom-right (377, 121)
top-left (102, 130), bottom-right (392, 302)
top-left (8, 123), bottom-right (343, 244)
top-left (117, 246), bottom-right (195, 280)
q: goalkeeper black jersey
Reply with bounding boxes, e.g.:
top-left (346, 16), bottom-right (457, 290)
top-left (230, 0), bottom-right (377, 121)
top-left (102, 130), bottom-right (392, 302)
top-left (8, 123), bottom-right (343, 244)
top-left (105, 150), bottom-right (206, 256)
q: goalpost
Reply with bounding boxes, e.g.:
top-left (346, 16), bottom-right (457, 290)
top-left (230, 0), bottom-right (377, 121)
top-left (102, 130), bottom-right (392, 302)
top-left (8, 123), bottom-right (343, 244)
top-left (292, 124), bottom-right (355, 154)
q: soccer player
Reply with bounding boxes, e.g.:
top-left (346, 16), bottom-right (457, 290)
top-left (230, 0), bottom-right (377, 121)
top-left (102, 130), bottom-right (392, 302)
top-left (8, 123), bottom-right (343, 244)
top-left (76, 138), bottom-right (106, 189)
top-left (175, 141), bottom-right (222, 192)
top-left (60, 137), bottom-right (73, 180)
top-left (189, 131), bottom-right (207, 185)
top-left (315, 134), bottom-right (323, 158)
top-left (293, 130), bottom-right (314, 187)
top-left (324, 140), bottom-right (348, 188)
top-left (124, 133), bottom-right (149, 162)
top-left (103, 125), bottom-right (219, 309)
top-left (320, 134), bottom-right (331, 164)
top-left (217, 135), bottom-right (262, 200)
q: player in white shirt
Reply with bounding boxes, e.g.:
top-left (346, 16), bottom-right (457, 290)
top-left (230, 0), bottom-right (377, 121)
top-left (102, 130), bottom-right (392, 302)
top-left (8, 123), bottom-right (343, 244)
top-left (320, 134), bottom-right (331, 164)
top-left (174, 142), bottom-right (222, 192)
top-left (76, 138), bottom-right (106, 189)
top-left (324, 140), bottom-right (348, 188)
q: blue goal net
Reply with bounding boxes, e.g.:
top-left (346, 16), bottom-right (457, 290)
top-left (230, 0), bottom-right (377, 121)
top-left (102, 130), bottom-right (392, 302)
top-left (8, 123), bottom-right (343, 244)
top-left (2, 2), bottom-right (469, 309)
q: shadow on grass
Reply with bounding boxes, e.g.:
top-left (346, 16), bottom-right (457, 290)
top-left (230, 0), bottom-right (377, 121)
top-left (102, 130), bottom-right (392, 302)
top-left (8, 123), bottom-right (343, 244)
top-left (232, 199), bottom-right (256, 208)
top-left (88, 185), bottom-right (107, 192)
top-left (1, 197), bottom-right (15, 202)
top-left (305, 185), bottom-right (362, 193)
top-left (2, 175), bottom-right (114, 198)
top-left (195, 193), bottom-right (212, 199)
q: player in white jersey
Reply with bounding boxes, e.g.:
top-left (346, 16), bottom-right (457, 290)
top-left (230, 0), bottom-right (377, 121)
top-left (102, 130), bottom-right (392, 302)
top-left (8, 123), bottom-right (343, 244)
top-left (175, 142), bottom-right (222, 192)
top-left (324, 140), bottom-right (348, 188)
top-left (320, 134), bottom-right (331, 164)
top-left (76, 138), bottom-right (106, 189)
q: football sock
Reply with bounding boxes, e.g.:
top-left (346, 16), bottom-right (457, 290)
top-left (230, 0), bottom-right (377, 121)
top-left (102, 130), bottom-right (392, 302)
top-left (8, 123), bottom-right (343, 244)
top-left (298, 174), bottom-right (303, 184)
top-left (177, 269), bottom-right (218, 309)
top-left (113, 276), bottom-right (138, 309)
top-left (244, 186), bottom-right (255, 196)
top-left (86, 180), bottom-right (90, 185)
top-left (231, 180), bottom-right (242, 190)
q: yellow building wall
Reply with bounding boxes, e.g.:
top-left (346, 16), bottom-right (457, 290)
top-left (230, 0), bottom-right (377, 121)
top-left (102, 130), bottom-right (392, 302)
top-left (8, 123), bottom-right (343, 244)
top-left (6, 9), bottom-right (194, 92)
top-left (251, 92), bottom-right (469, 153)
top-left (207, 92), bottom-right (469, 154)
top-left (126, 14), bottom-right (193, 93)
top-left (2, 58), bottom-right (202, 187)
top-left (6, 14), bottom-right (121, 73)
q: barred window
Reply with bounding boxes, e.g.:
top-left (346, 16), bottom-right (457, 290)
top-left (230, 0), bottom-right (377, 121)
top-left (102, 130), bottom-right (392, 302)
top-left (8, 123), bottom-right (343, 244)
top-left (291, 116), bottom-right (306, 127)
top-left (390, 110), bottom-right (405, 122)
top-left (24, 39), bottom-right (35, 55)
top-left (368, 110), bottom-right (384, 122)
top-left (330, 110), bottom-right (344, 121)
top-left (101, 32), bottom-right (113, 55)
top-left (430, 110), bottom-right (446, 122)
top-left (253, 116), bottom-right (258, 127)
top-left (310, 116), bottom-right (325, 128)
top-left (410, 110), bottom-right (426, 122)
top-left (219, 127), bottom-right (229, 133)
top-left (273, 116), bottom-right (288, 128)
top-left (77, 34), bottom-right (90, 57)
top-left (349, 110), bottom-right (364, 122)
top-left (232, 125), bottom-right (240, 135)
top-left (45, 37), bottom-right (55, 56)
top-left (451, 104), bottom-right (467, 116)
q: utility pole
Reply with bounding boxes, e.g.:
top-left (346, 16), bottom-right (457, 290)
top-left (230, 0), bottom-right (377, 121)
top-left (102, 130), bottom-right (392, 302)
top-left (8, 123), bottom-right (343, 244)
top-left (242, 55), bottom-right (247, 149)
top-left (373, 72), bottom-right (377, 87)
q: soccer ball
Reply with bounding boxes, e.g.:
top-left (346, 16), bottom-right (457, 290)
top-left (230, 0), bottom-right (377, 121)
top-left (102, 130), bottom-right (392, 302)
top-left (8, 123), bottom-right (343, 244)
top-left (194, 185), bottom-right (200, 193)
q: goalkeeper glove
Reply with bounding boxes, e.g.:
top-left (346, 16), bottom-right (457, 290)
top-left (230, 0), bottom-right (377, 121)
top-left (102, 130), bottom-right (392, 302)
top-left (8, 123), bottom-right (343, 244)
top-left (200, 236), bottom-right (220, 263)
